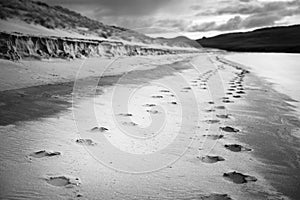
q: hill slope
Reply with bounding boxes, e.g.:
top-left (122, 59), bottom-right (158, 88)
top-left (197, 25), bottom-right (300, 53)
top-left (0, 0), bottom-right (199, 48)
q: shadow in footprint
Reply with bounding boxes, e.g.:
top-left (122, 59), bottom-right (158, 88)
top-left (122, 121), bottom-right (138, 126)
top-left (223, 100), bottom-right (234, 103)
top-left (147, 110), bottom-right (159, 114)
top-left (46, 176), bottom-right (81, 187)
top-left (118, 113), bottom-right (133, 117)
top-left (144, 104), bottom-right (156, 107)
top-left (90, 126), bottom-right (108, 132)
top-left (224, 144), bottom-right (252, 152)
top-left (203, 134), bottom-right (224, 140)
top-left (223, 171), bottom-right (257, 184)
top-left (152, 95), bottom-right (163, 98)
top-left (30, 150), bottom-right (61, 158)
top-left (216, 114), bottom-right (229, 119)
top-left (199, 155), bottom-right (225, 163)
top-left (76, 139), bottom-right (96, 146)
top-left (204, 109), bottom-right (215, 112)
top-left (215, 106), bottom-right (225, 110)
top-left (205, 119), bottom-right (220, 124)
top-left (220, 126), bottom-right (239, 132)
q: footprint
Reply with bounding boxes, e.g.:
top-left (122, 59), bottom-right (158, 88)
top-left (227, 89), bottom-right (235, 91)
top-left (204, 109), bottom-right (215, 112)
top-left (208, 101), bottom-right (215, 104)
top-left (160, 90), bottom-right (170, 93)
top-left (199, 155), bottom-right (225, 163)
top-left (147, 110), bottom-right (159, 114)
top-left (122, 122), bottom-right (138, 126)
top-left (152, 95), bottom-right (163, 98)
top-left (224, 144), bottom-right (252, 152)
top-left (46, 176), bottom-right (81, 187)
top-left (90, 126), bottom-right (108, 132)
top-left (76, 139), bottom-right (96, 146)
top-left (216, 114), bottom-right (229, 119)
top-left (233, 95), bottom-right (241, 98)
top-left (220, 126), bottom-right (239, 132)
top-left (30, 150), bottom-right (61, 158)
top-left (205, 119), bottom-right (220, 124)
top-left (226, 92), bottom-right (233, 95)
top-left (119, 113), bottom-right (133, 117)
top-left (170, 101), bottom-right (177, 105)
top-left (223, 171), bottom-right (257, 184)
top-left (236, 91), bottom-right (245, 94)
top-left (183, 87), bottom-right (192, 90)
top-left (203, 134), bottom-right (224, 140)
top-left (222, 100), bottom-right (234, 103)
top-left (215, 106), bottom-right (225, 109)
top-left (144, 103), bottom-right (156, 107)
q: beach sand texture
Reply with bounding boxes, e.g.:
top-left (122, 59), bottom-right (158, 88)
top-left (0, 53), bottom-right (297, 200)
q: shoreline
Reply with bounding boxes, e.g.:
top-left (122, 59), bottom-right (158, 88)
top-left (218, 55), bottom-right (300, 200)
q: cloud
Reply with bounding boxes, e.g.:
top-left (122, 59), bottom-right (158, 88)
top-left (218, 16), bottom-right (243, 30)
top-left (186, 22), bottom-right (217, 32)
top-left (154, 19), bottom-right (191, 31)
top-left (186, 16), bottom-right (243, 32)
top-left (189, 0), bottom-right (300, 32)
top-left (241, 13), bottom-right (281, 28)
top-left (186, 12), bottom-right (285, 32)
top-left (41, 0), bottom-right (300, 35)
top-left (216, 0), bottom-right (299, 16)
top-left (44, 0), bottom-right (173, 16)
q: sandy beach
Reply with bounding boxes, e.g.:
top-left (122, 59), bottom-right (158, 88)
top-left (1, 51), bottom-right (299, 200)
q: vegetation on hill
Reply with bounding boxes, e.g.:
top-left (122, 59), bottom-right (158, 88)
top-left (197, 25), bottom-right (300, 53)
top-left (0, 0), bottom-right (200, 48)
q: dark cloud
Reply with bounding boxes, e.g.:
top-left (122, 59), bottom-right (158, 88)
top-left (190, 0), bottom-right (300, 32)
top-left (43, 0), bottom-right (172, 16)
top-left (186, 12), bottom-right (284, 32)
top-left (40, 0), bottom-right (300, 34)
top-left (186, 16), bottom-right (243, 32)
top-left (218, 16), bottom-right (243, 30)
top-left (186, 22), bottom-right (216, 32)
top-left (154, 19), bottom-right (191, 31)
top-left (241, 13), bottom-right (281, 28)
top-left (216, 0), bottom-right (299, 16)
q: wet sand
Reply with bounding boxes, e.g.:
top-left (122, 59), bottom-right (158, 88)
top-left (0, 53), bottom-right (297, 199)
top-left (222, 55), bottom-right (300, 200)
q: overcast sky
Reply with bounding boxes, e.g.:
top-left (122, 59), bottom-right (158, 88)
top-left (44, 0), bottom-right (300, 39)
